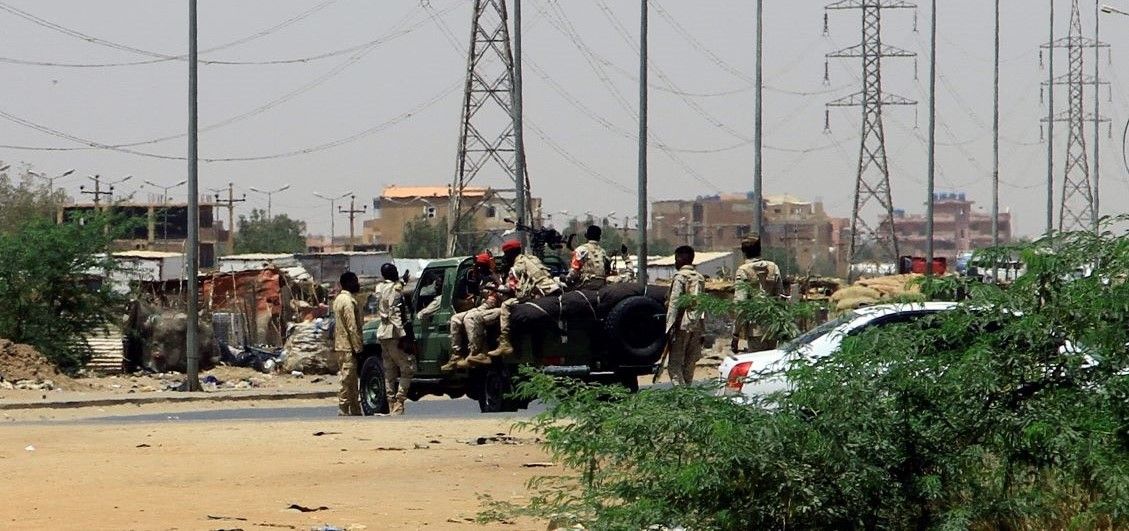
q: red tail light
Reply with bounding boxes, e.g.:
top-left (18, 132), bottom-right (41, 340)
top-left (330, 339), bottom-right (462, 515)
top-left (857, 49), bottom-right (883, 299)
top-left (725, 361), bottom-right (753, 393)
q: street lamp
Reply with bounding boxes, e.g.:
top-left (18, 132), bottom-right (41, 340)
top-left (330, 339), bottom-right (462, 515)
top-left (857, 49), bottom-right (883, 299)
top-left (29, 168), bottom-right (75, 190)
top-left (248, 184), bottom-right (291, 220)
top-left (313, 190), bottom-right (353, 247)
top-left (143, 179), bottom-right (187, 204)
top-left (1102, 4), bottom-right (1129, 16)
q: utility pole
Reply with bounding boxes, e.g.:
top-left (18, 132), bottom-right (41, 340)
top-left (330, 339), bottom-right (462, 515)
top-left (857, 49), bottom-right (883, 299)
top-left (925, 0), bottom-right (937, 276)
top-left (753, 0), bottom-right (764, 237)
top-left (339, 195), bottom-right (367, 252)
top-left (637, 0), bottom-right (649, 284)
top-left (1093, 0), bottom-right (1102, 233)
top-left (213, 183), bottom-right (246, 254)
top-left (314, 191), bottom-right (352, 248)
top-left (249, 184), bottom-right (291, 221)
top-left (449, 0), bottom-right (527, 256)
top-left (1042, 0), bottom-right (1109, 232)
top-left (992, 0), bottom-right (1000, 278)
top-left (81, 174), bottom-right (131, 208)
top-left (512, 0), bottom-right (530, 237)
top-left (825, 0), bottom-right (917, 276)
top-left (185, 0), bottom-right (201, 392)
top-left (1046, 0), bottom-right (1055, 235)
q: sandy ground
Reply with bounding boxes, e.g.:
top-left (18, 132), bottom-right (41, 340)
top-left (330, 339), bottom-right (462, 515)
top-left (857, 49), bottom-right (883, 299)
top-left (0, 414), bottom-right (549, 530)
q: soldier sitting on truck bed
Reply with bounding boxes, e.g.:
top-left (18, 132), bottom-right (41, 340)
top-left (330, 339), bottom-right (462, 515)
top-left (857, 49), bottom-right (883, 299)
top-left (463, 239), bottom-right (561, 364)
top-left (566, 225), bottom-right (611, 291)
top-left (441, 252), bottom-right (505, 371)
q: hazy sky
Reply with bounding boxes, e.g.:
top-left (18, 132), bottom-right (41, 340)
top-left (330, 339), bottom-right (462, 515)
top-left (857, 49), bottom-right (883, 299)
top-left (0, 0), bottom-right (1126, 238)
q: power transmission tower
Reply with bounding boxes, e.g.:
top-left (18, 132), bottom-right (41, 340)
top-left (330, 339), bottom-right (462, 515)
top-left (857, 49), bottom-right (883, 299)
top-left (824, 0), bottom-right (917, 271)
top-left (448, 0), bottom-right (530, 256)
top-left (1041, 0), bottom-right (1108, 232)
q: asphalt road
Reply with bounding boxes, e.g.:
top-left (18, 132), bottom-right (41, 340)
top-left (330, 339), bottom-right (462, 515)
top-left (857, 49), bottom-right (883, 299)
top-left (73, 398), bottom-right (546, 424)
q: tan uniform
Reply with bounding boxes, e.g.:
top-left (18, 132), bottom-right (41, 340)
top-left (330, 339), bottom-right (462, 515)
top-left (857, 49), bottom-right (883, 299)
top-left (733, 258), bottom-right (784, 351)
top-left (374, 279), bottom-right (413, 411)
top-left (568, 240), bottom-right (609, 289)
top-left (483, 254), bottom-right (561, 359)
top-left (664, 265), bottom-right (705, 386)
top-left (332, 290), bottom-right (364, 415)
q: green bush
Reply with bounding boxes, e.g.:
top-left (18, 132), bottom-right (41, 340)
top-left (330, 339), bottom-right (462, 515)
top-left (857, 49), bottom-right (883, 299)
top-left (487, 223), bottom-right (1129, 530)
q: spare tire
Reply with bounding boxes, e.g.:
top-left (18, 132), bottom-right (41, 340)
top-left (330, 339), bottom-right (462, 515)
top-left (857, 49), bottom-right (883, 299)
top-left (603, 295), bottom-right (666, 364)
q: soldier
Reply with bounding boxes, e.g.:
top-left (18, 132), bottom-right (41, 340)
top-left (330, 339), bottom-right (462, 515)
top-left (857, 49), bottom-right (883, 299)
top-left (664, 245), bottom-right (706, 386)
top-left (374, 263), bottom-right (413, 415)
top-left (468, 239), bottom-right (561, 364)
top-left (731, 235), bottom-right (785, 353)
top-left (332, 272), bottom-right (364, 416)
top-left (441, 252), bottom-right (504, 371)
top-left (567, 225), bottom-right (611, 290)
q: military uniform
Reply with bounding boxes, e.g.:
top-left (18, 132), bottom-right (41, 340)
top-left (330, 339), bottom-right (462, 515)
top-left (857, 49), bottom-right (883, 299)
top-left (480, 253), bottom-right (561, 361)
top-left (332, 289), bottom-right (364, 415)
top-left (664, 265), bottom-right (706, 386)
top-left (444, 274), bottom-right (503, 371)
top-left (567, 240), bottom-right (610, 290)
top-left (733, 257), bottom-right (784, 352)
top-left (374, 278), bottom-right (413, 414)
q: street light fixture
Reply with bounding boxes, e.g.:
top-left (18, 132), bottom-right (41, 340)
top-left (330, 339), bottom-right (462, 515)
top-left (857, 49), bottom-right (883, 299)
top-left (143, 179), bottom-right (188, 204)
top-left (313, 190), bottom-right (353, 246)
top-left (1102, 4), bottom-right (1129, 16)
top-left (29, 168), bottom-right (76, 190)
top-left (248, 184), bottom-right (291, 220)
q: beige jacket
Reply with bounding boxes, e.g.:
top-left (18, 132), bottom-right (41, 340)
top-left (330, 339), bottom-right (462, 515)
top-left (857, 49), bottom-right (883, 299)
top-left (332, 290), bottom-right (364, 353)
top-left (373, 279), bottom-right (406, 340)
top-left (665, 266), bottom-right (705, 333)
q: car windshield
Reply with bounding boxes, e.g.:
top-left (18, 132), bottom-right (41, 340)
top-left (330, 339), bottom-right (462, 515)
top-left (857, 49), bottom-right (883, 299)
top-left (782, 311), bottom-right (858, 350)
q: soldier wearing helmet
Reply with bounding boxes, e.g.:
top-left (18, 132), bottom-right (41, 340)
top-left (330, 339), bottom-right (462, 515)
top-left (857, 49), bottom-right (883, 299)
top-left (374, 262), bottom-right (413, 414)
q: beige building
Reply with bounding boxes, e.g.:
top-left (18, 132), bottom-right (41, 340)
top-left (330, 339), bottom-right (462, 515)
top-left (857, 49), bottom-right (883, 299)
top-left (61, 202), bottom-right (226, 268)
top-left (880, 192), bottom-right (1013, 264)
top-left (362, 185), bottom-right (542, 249)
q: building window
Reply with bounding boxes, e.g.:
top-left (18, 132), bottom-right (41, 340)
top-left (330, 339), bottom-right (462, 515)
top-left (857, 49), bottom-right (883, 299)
top-left (692, 203), bottom-right (704, 223)
top-left (485, 205), bottom-right (497, 218)
top-left (423, 206), bottom-right (437, 218)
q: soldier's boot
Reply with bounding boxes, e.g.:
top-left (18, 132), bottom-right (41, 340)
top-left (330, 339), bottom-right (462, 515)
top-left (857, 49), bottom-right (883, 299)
top-left (441, 350), bottom-right (465, 372)
top-left (461, 352), bottom-right (492, 367)
top-left (487, 332), bottom-right (514, 358)
top-left (390, 393), bottom-right (406, 415)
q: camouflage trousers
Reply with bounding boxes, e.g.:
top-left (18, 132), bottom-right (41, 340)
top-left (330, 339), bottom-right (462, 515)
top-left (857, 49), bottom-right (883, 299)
top-left (666, 329), bottom-right (703, 386)
top-left (450, 301), bottom-right (498, 355)
top-left (336, 349), bottom-right (361, 416)
top-left (381, 338), bottom-right (415, 400)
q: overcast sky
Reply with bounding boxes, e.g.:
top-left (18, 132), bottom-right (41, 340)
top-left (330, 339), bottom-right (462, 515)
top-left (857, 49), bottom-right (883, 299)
top-left (1, 0), bottom-right (1126, 238)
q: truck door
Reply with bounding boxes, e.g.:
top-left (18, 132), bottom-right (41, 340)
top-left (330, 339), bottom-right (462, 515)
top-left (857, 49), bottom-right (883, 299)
top-left (412, 266), bottom-right (453, 375)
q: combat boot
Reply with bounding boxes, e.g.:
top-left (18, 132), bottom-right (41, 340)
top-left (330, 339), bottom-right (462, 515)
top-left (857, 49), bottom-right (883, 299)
top-left (460, 352), bottom-right (491, 367)
top-left (441, 350), bottom-right (465, 372)
top-left (390, 394), bottom-right (406, 415)
top-left (487, 332), bottom-right (514, 358)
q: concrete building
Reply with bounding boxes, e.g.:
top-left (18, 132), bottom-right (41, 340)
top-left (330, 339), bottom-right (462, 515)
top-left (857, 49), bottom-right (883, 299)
top-left (651, 193), bottom-right (846, 275)
top-left (880, 192), bottom-right (1013, 264)
top-left (362, 185), bottom-right (543, 250)
top-left (62, 202), bottom-right (226, 268)
top-left (647, 251), bottom-right (738, 281)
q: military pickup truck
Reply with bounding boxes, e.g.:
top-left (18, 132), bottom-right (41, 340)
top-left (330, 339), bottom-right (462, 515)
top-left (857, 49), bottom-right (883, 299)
top-left (359, 256), bottom-right (667, 414)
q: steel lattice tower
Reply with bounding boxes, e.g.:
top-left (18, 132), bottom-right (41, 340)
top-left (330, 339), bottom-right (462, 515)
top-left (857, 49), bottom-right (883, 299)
top-left (448, 0), bottom-right (530, 255)
top-left (1041, 0), bottom-right (1108, 232)
top-left (825, 0), bottom-right (917, 268)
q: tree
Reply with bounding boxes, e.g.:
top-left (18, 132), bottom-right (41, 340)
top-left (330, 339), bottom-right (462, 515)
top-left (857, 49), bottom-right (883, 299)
top-left (395, 216), bottom-right (447, 258)
top-left (647, 237), bottom-right (675, 256)
top-left (0, 215), bottom-right (123, 372)
top-left (0, 165), bottom-right (67, 234)
top-left (234, 209), bottom-right (306, 254)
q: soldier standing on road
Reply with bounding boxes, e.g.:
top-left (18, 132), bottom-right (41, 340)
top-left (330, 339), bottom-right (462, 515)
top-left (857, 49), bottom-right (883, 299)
top-left (567, 225), bottom-right (611, 290)
top-left (664, 245), bottom-right (706, 386)
top-left (332, 272), bottom-right (364, 416)
top-left (731, 235), bottom-right (785, 354)
top-left (375, 263), bottom-right (413, 415)
top-left (442, 252), bottom-right (504, 371)
top-left (470, 239), bottom-right (561, 364)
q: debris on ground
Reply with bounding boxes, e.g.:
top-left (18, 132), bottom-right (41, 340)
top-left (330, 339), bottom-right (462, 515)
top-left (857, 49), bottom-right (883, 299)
top-left (468, 434), bottom-right (539, 446)
top-left (0, 339), bottom-right (83, 390)
top-left (521, 462), bottom-right (555, 468)
top-left (285, 503), bottom-right (329, 513)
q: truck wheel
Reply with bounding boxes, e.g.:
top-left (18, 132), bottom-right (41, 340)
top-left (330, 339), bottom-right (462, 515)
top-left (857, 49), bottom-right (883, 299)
top-left (604, 295), bottom-right (666, 363)
top-left (359, 355), bottom-right (389, 416)
top-left (477, 363), bottom-right (526, 413)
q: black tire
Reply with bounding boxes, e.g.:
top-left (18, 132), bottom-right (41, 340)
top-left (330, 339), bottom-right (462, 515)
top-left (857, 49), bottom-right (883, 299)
top-left (359, 355), bottom-right (389, 416)
top-left (476, 363), bottom-right (526, 413)
top-left (604, 295), bottom-right (667, 363)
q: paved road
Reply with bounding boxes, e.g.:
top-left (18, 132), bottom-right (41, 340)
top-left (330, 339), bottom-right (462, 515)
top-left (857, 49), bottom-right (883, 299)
top-left (71, 398), bottom-right (546, 424)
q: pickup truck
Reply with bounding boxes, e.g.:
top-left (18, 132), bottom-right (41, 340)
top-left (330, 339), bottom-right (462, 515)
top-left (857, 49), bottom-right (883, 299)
top-left (359, 256), bottom-right (667, 414)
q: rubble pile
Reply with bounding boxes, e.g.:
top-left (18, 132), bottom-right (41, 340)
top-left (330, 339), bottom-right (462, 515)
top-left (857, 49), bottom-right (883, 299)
top-left (0, 339), bottom-right (80, 391)
top-left (281, 320), bottom-right (336, 375)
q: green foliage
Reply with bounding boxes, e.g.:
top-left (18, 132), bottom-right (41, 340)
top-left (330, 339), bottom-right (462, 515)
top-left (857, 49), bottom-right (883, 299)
top-left (0, 215), bottom-right (124, 372)
top-left (395, 216), bottom-right (447, 258)
top-left (690, 287), bottom-right (821, 344)
top-left (234, 208), bottom-right (306, 254)
top-left (648, 237), bottom-right (675, 257)
top-left (0, 165), bottom-right (67, 234)
top-left (487, 222), bottom-right (1129, 530)
top-left (763, 246), bottom-right (800, 277)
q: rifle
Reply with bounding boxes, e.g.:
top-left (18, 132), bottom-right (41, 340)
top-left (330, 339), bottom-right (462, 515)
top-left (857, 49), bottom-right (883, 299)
top-left (652, 308), bottom-right (684, 384)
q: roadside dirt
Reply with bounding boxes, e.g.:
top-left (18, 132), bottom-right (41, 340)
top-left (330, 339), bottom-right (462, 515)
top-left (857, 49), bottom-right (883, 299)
top-left (0, 339), bottom-right (82, 390)
top-left (0, 416), bottom-right (548, 530)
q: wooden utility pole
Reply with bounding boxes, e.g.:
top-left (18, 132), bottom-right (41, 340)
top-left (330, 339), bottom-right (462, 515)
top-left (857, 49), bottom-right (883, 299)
top-left (213, 182), bottom-right (246, 254)
top-left (80, 175), bottom-right (114, 207)
top-left (339, 195), bottom-right (367, 252)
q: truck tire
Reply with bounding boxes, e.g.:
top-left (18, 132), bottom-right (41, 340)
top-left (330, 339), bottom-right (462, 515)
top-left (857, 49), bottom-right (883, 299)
top-left (476, 363), bottom-right (527, 413)
top-left (359, 354), bottom-right (389, 416)
top-left (604, 295), bottom-right (666, 364)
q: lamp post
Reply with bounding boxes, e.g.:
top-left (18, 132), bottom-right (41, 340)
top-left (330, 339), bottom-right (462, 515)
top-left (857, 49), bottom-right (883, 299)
top-left (29, 168), bottom-right (75, 190)
top-left (143, 179), bottom-right (187, 204)
top-left (313, 191), bottom-right (353, 248)
top-left (248, 184), bottom-right (291, 220)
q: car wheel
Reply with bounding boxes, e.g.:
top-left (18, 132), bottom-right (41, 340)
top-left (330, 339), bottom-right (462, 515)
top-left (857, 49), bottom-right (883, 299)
top-left (476, 363), bottom-right (525, 413)
top-left (359, 355), bottom-right (389, 416)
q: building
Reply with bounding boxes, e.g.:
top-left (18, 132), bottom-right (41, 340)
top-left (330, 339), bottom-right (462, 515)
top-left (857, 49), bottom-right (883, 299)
top-left (362, 185), bottom-right (542, 250)
top-left (651, 193), bottom-right (847, 275)
top-left (880, 192), bottom-right (1013, 264)
top-left (61, 202), bottom-right (226, 268)
top-left (647, 251), bottom-right (738, 281)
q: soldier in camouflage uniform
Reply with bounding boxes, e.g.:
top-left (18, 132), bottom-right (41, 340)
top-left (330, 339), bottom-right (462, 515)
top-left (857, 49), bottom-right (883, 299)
top-left (567, 225), bottom-right (611, 290)
top-left (731, 235), bottom-right (785, 353)
top-left (442, 252), bottom-right (504, 371)
top-left (664, 245), bottom-right (706, 386)
top-left (332, 272), bottom-right (364, 416)
top-left (474, 239), bottom-right (561, 363)
top-left (374, 263), bottom-right (413, 415)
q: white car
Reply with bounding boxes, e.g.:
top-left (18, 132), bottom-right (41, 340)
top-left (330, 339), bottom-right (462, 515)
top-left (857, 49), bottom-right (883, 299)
top-left (718, 302), bottom-right (960, 400)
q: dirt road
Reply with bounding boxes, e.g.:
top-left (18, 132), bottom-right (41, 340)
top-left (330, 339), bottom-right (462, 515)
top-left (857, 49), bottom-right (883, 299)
top-left (1, 415), bottom-right (548, 530)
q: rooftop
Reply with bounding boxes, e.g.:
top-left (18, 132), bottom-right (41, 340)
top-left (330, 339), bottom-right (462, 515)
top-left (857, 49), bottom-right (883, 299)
top-left (381, 185), bottom-right (487, 199)
top-left (112, 250), bottom-right (184, 259)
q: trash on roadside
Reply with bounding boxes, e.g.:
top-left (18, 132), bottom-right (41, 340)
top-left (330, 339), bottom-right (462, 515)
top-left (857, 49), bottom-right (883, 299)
top-left (312, 431), bottom-right (341, 437)
top-left (23, 445), bottom-right (34, 452)
top-left (286, 503), bottom-right (328, 513)
top-left (521, 462), bottom-right (555, 468)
